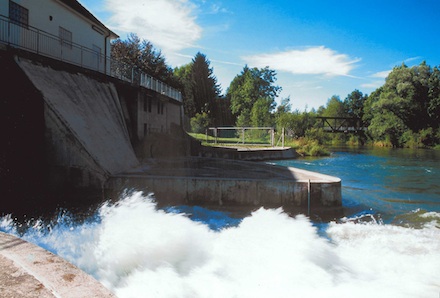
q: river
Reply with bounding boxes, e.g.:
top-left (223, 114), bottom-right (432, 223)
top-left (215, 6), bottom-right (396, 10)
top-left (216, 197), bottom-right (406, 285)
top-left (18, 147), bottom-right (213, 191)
top-left (1, 147), bottom-right (439, 297)
top-left (273, 146), bottom-right (440, 225)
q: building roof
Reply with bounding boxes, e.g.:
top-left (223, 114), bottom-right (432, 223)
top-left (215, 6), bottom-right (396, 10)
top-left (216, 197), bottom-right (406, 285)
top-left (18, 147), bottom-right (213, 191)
top-left (57, 0), bottom-right (119, 38)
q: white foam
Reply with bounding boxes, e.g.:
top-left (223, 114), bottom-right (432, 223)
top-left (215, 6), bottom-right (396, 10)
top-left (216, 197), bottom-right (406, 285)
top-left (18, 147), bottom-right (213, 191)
top-left (2, 192), bottom-right (440, 298)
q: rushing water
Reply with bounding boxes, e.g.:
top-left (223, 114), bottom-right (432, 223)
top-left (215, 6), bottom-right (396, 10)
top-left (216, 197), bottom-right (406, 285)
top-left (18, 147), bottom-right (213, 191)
top-left (1, 148), bottom-right (440, 297)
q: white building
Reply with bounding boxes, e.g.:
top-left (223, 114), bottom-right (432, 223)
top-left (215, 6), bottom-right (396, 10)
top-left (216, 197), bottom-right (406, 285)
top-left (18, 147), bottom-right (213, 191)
top-left (0, 0), bottom-right (118, 73)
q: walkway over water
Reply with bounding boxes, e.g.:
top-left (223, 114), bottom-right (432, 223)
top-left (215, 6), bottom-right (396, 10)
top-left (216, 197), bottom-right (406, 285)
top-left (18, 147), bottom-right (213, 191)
top-left (316, 116), bottom-right (367, 133)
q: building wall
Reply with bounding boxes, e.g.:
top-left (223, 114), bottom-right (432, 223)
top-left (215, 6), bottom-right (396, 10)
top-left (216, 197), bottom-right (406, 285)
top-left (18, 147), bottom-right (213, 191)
top-left (0, 2), bottom-right (8, 15)
top-left (2, 0), bottom-right (112, 59)
top-left (137, 90), bottom-right (183, 140)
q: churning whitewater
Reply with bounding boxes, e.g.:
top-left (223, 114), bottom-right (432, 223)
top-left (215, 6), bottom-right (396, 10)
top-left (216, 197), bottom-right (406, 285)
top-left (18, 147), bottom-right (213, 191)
top-left (1, 192), bottom-right (439, 298)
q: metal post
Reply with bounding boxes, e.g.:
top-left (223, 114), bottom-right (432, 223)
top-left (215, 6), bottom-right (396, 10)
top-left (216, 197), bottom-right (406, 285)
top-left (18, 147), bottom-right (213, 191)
top-left (242, 128), bottom-right (245, 144)
top-left (271, 128), bottom-right (274, 147)
top-left (8, 19), bottom-right (10, 45)
top-left (36, 29), bottom-right (39, 54)
top-left (307, 179), bottom-right (311, 216)
top-left (214, 128), bottom-right (218, 144)
top-left (282, 127), bottom-right (285, 148)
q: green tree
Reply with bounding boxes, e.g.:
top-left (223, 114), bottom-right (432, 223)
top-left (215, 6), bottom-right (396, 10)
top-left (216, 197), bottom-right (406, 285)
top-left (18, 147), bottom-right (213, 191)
top-left (274, 96), bottom-right (318, 139)
top-left (368, 110), bottom-right (408, 147)
top-left (276, 96), bottom-right (292, 114)
top-left (174, 63), bottom-right (195, 117)
top-left (364, 62), bottom-right (440, 147)
top-left (191, 52), bottom-right (221, 117)
top-left (227, 66), bottom-right (281, 127)
top-left (174, 53), bottom-right (221, 123)
top-left (251, 98), bottom-right (274, 127)
top-left (377, 63), bottom-right (429, 132)
top-left (428, 66), bottom-right (440, 127)
top-left (190, 112), bottom-right (210, 133)
top-left (344, 89), bottom-right (367, 119)
top-left (321, 95), bottom-right (346, 117)
top-left (211, 97), bottom-right (235, 126)
top-left (111, 33), bottom-right (175, 85)
top-left (363, 87), bottom-right (382, 127)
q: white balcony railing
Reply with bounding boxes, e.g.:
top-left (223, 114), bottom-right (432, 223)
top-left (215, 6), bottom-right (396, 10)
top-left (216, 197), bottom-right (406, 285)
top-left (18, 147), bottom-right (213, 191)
top-left (0, 15), bottom-right (182, 102)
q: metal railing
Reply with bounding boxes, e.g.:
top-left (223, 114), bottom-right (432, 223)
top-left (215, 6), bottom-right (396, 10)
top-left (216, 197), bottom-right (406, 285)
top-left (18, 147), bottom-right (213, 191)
top-left (0, 15), bottom-right (182, 102)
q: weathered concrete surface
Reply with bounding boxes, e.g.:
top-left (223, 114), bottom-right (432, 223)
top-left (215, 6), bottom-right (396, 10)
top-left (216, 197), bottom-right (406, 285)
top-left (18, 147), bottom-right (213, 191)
top-left (16, 57), bottom-right (139, 176)
top-left (197, 145), bottom-right (299, 161)
top-left (106, 157), bottom-right (342, 214)
top-left (0, 232), bottom-right (115, 298)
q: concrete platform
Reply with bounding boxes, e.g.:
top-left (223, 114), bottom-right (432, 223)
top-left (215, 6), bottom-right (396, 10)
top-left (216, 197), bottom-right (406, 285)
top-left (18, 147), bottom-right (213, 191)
top-left (0, 232), bottom-right (115, 298)
top-left (106, 157), bottom-right (342, 214)
top-left (197, 145), bottom-right (299, 161)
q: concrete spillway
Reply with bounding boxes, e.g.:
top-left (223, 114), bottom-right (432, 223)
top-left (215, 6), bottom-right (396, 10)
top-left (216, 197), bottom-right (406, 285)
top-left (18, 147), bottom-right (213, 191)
top-left (16, 57), bottom-right (139, 176)
top-left (1, 50), bottom-right (341, 216)
top-left (106, 157), bottom-right (342, 217)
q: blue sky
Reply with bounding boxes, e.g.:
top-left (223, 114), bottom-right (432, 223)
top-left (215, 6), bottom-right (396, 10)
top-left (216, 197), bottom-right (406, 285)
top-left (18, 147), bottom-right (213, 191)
top-left (79, 0), bottom-right (440, 110)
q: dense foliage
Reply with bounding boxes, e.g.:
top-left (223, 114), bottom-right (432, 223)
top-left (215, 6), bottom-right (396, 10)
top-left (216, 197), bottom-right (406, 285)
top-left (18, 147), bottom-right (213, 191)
top-left (363, 62), bottom-right (440, 147)
top-left (111, 34), bottom-right (177, 87)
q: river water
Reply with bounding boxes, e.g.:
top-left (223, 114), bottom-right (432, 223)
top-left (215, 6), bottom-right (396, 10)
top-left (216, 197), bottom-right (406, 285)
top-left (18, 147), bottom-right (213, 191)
top-left (1, 148), bottom-right (439, 297)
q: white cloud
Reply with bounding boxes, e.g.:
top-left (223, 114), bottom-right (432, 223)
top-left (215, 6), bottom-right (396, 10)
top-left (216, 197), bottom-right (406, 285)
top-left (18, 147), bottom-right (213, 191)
top-left (360, 69), bottom-right (390, 90)
top-left (242, 46), bottom-right (360, 77)
top-left (404, 56), bottom-right (422, 64)
top-left (361, 81), bottom-right (384, 89)
top-left (104, 0), bottom-right (202, 53)
top-left (371, 70), bottom-right (391, 78)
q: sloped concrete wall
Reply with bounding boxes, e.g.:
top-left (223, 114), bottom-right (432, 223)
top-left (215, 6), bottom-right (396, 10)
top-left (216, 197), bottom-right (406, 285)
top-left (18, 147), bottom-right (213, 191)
top-left (16, 57), bottom-right (139, 176)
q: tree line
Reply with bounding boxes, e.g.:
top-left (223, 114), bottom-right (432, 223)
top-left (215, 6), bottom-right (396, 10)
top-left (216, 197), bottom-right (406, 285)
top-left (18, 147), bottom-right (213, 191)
top-left (111, 34), bottom-right (440, 149)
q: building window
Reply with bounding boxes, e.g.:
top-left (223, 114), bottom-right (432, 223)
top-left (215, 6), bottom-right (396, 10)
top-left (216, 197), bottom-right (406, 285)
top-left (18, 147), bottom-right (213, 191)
top-left (144, 123), bottom-right (148, 136)
top-left (59, 26), bottom-right (72, 49)
top-left (157, 101), bottom-right (164, 115)
top-left (144, 96), bottom-right (152, 112)
top-left (9, 1), bottom-right (29, 27)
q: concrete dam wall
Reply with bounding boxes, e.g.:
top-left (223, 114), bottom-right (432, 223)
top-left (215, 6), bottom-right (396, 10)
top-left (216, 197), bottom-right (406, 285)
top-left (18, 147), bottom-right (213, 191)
top-left (16, 57), bottom-right (139, 176)
top-left (1, 51), bottom-right (140, 212)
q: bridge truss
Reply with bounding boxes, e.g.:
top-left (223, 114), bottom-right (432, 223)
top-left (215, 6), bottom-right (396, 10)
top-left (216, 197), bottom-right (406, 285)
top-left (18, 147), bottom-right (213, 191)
top-left (316, 117), bottom-right (367, 133)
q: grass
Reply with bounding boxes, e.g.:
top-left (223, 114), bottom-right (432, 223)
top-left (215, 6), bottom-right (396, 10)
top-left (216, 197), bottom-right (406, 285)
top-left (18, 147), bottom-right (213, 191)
top-left (287, 138), bottom-right (330, 157)
top-left (188, 132), bottom-right (330, 156)
top-left (187, 132), bottom-right (272, 146)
